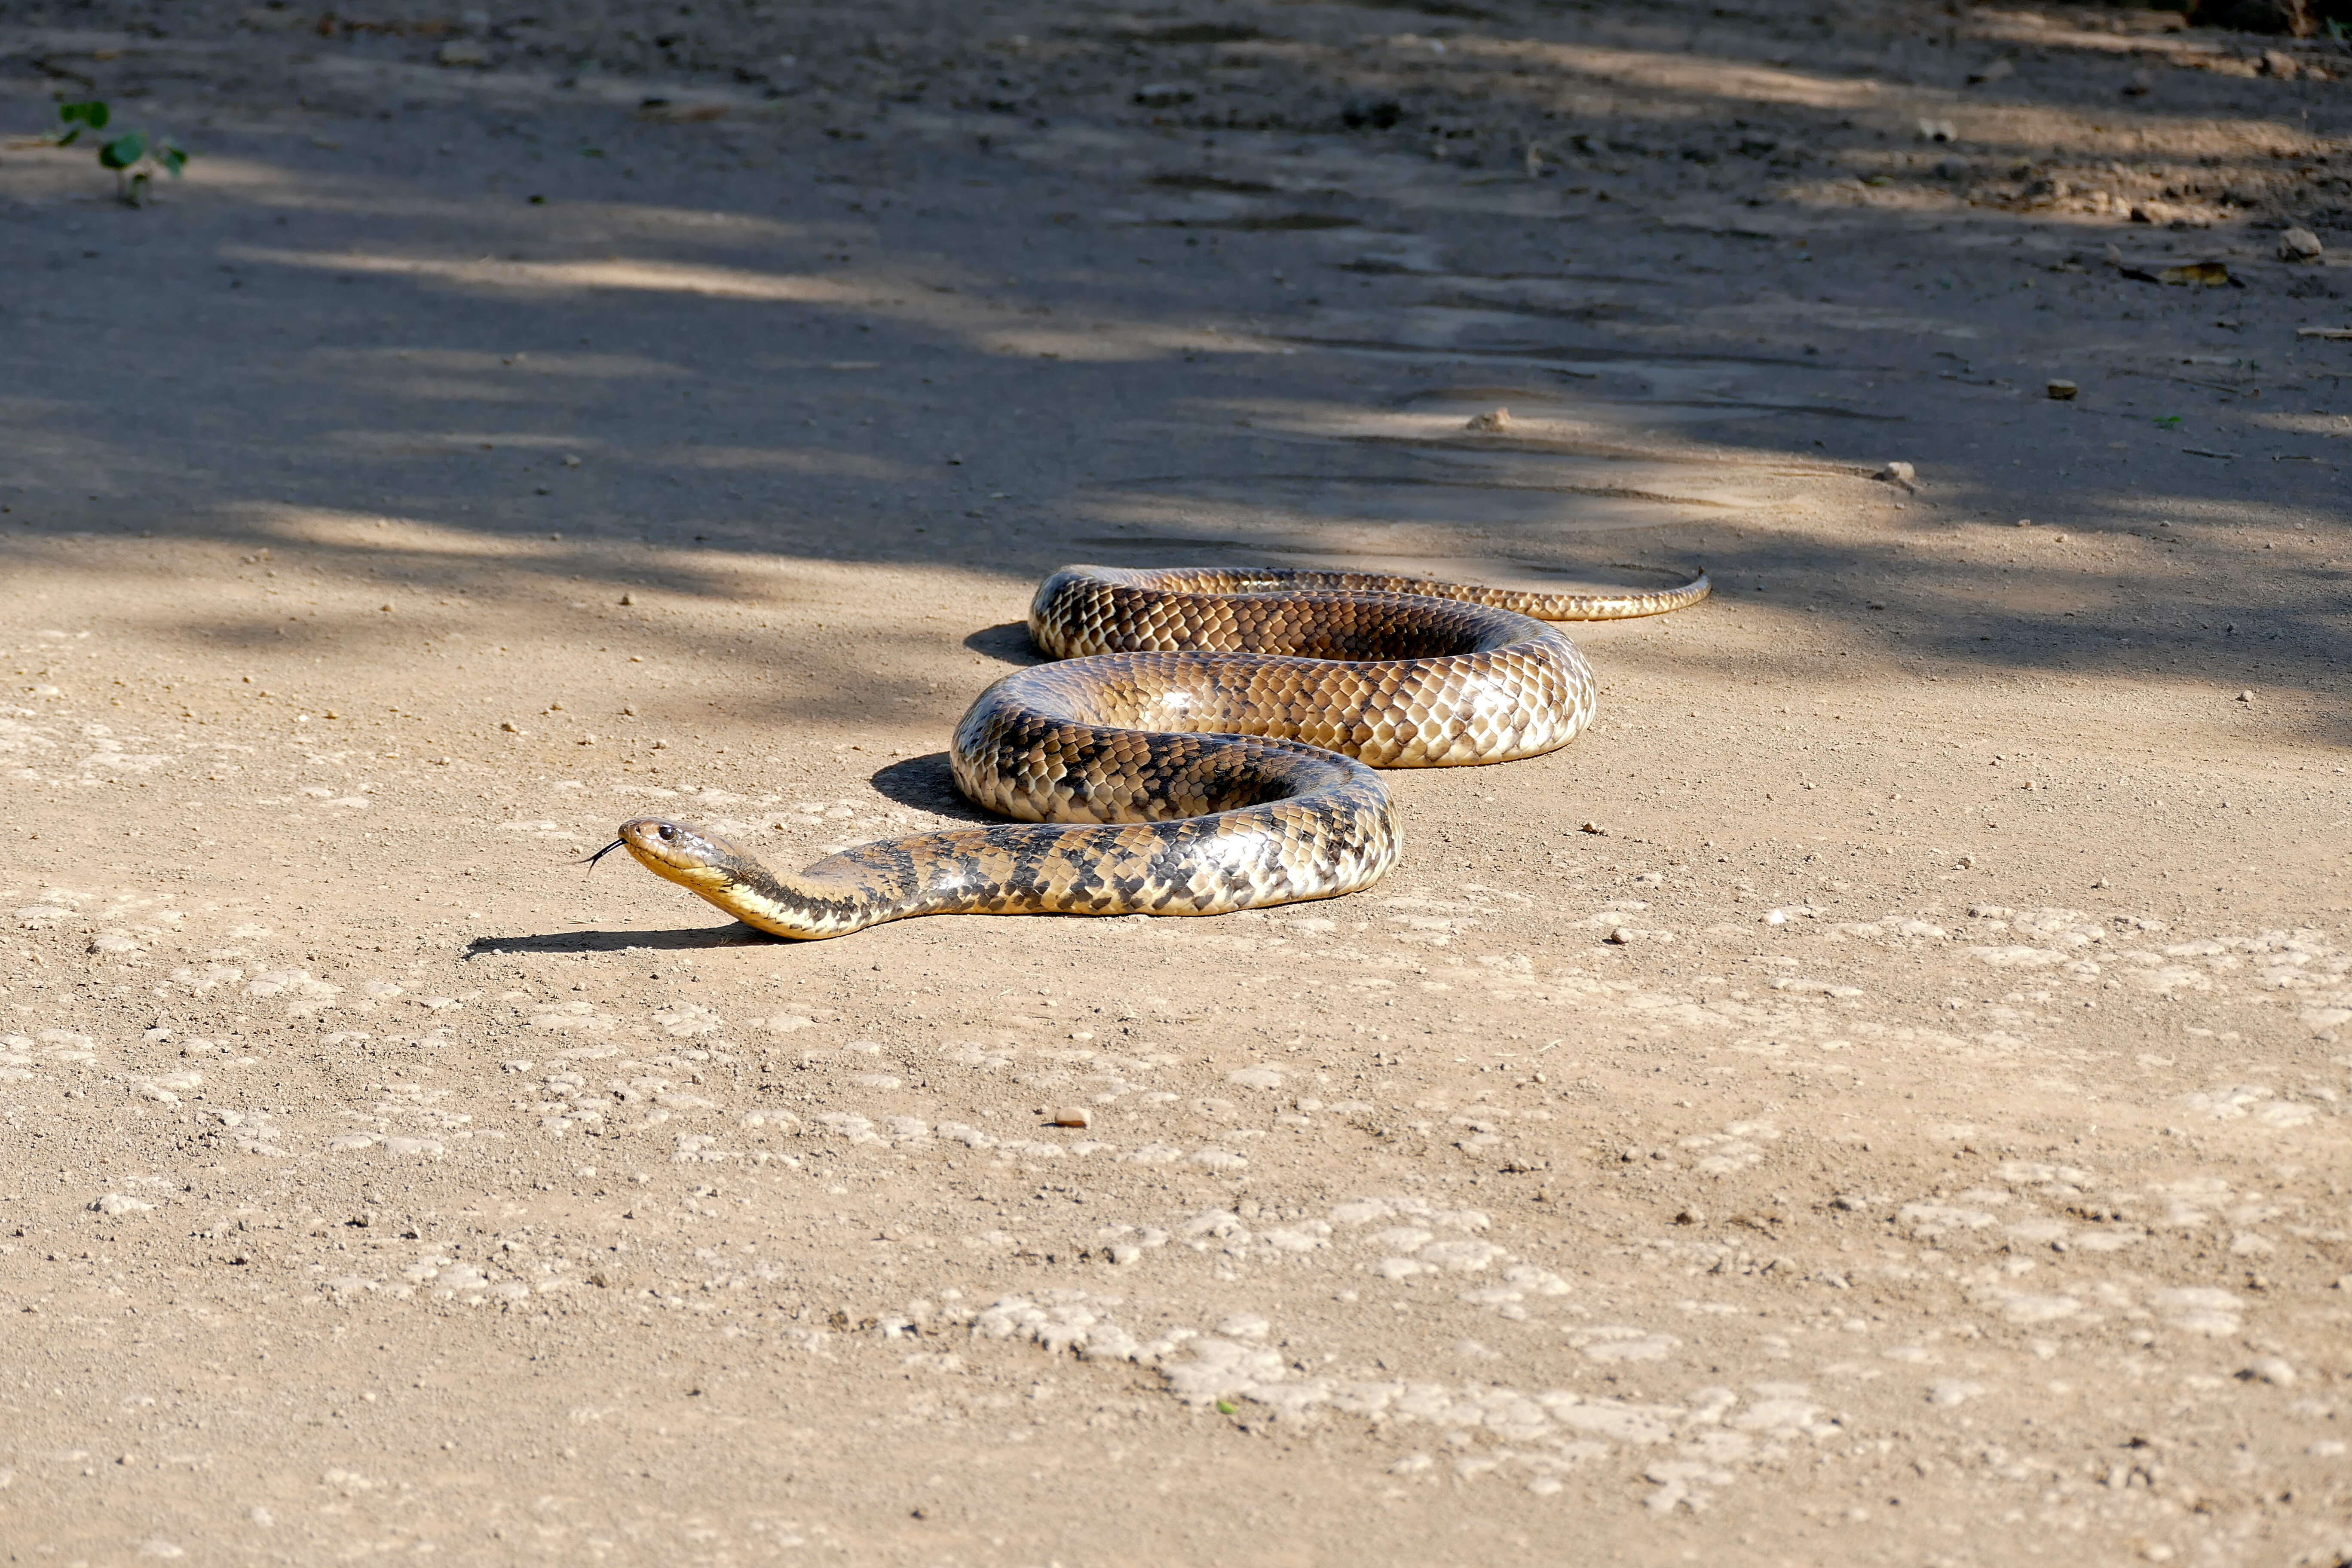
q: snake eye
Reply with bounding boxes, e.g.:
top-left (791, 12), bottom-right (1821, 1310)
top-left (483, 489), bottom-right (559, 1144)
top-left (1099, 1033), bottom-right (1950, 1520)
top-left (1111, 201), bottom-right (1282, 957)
top-left (657, 824), bottom-right (677, 842)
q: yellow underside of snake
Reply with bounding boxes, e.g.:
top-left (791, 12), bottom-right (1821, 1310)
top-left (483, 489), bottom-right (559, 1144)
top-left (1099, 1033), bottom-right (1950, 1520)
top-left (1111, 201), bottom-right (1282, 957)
top-left (594, 564), bottom-right (1708, 940)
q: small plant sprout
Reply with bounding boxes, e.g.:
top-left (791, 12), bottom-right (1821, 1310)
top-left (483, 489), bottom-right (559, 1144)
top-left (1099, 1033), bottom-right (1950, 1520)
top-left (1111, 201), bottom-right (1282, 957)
top-left (55, 101), bottom-right (189, 206)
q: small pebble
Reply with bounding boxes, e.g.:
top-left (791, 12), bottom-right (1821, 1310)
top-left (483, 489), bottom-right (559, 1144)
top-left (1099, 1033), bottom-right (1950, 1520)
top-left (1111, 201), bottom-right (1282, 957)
top-left (1049, 1106), bottom-right (1090, 1129)
top-left (2240, 1356), bottom-right (2296, 1386)
top-left (2279, 227), bottom-right (2324, 263)
top-left (2047, 380), bottom-right (2078, 401)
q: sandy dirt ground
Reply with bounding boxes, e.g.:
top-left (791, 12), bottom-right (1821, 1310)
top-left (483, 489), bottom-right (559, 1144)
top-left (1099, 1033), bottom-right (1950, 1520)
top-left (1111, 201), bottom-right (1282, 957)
top-left (4, 1), bottom-right (2352, 1562)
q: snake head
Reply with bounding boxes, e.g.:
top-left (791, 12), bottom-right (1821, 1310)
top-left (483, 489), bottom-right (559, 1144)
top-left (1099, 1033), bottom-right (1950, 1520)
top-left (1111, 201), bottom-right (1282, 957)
top-left (607, 818), bottom-right (747, 893)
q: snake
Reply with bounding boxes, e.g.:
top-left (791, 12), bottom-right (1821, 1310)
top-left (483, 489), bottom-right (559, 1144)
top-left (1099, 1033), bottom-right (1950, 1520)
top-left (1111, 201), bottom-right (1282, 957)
top-left (590, 564), bottom-right (1708, 940)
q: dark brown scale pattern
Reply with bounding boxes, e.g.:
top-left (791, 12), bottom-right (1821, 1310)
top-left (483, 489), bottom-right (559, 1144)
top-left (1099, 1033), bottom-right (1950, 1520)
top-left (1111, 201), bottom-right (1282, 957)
top-left (619, 564), bottom-right (1706, 939)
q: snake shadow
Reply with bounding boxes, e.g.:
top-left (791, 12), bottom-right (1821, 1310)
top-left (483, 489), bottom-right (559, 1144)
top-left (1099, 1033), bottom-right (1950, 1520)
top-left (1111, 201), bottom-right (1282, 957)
top-left (964, 621), bottom-right (1048, 667)
top-left (464, 925), bottom-right (779, 957)
top-left (867, 751), bottom-right (1002, 823)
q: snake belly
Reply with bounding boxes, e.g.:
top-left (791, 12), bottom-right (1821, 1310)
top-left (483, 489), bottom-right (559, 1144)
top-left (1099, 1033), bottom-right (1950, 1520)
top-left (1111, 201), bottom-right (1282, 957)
top-left (607, 563), bottom-right (1708, 940)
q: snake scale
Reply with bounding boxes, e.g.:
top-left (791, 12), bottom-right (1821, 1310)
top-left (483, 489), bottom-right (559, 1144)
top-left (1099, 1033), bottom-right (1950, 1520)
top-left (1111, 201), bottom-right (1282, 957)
top-left (594, 564), bottom-right (1709, 939)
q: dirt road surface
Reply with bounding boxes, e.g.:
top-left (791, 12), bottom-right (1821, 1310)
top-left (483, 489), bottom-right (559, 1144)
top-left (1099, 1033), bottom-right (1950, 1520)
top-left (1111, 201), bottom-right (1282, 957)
top-left (4, 3), bottom-right (2351, 1562)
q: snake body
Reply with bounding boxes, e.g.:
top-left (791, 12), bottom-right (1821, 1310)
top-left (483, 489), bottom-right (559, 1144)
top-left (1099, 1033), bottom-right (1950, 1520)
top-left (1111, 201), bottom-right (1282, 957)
top-left (600, 564), bottom-right (1708, 940)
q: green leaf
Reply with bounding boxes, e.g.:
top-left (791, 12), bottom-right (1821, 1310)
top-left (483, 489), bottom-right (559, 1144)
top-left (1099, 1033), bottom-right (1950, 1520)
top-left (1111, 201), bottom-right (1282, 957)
top-left (57, 127), bottom-right (80, 146)
top-left (98, 132), bottom-right (146, 171)
top-left (157, 141), bottom-right (188, 177)
top-left (1214, 1400), bottom-right (1237, 1415)
top-left (59, 101), bottom-right (110, 129)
